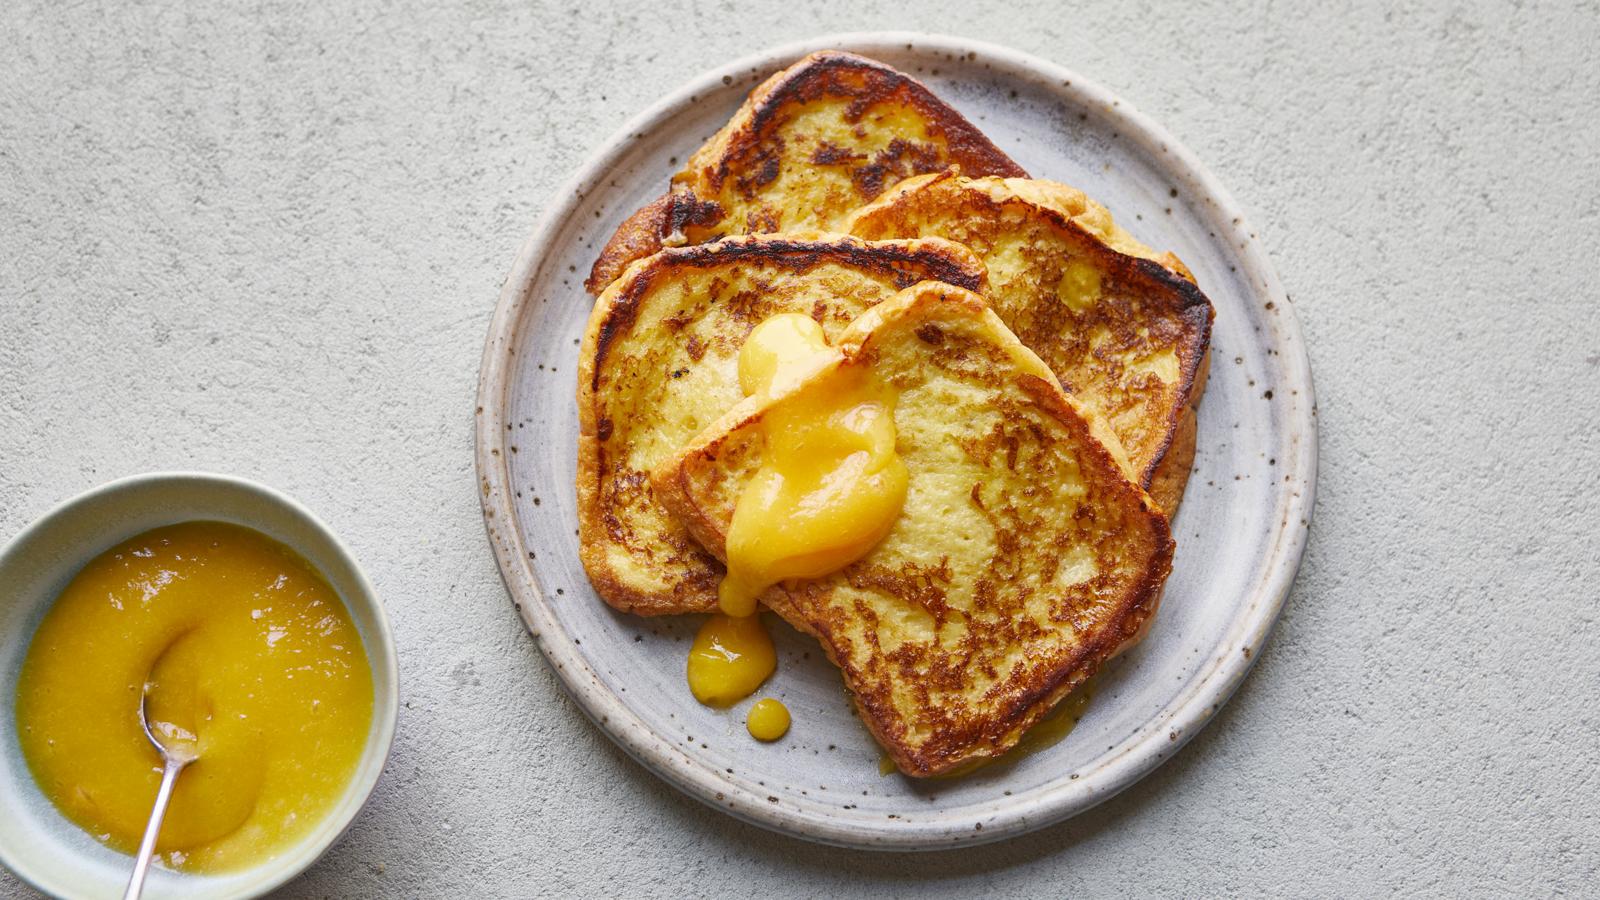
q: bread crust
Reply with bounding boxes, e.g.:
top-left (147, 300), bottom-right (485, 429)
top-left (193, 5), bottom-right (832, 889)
top-left (652, 283), bottom-right (1174, 775)
top-left (586, 51), bottom-right (1026, 293)
top-left (1146, 347), bottom-right (1210, 515)
top-left (844, 171), bottom-right (1214, 498)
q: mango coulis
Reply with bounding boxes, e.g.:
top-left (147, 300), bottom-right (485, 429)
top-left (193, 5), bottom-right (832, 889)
top-left (14, 521), bottom-right (373, 873)
top-left (717, 313), bottom-right (908, 618)
top-left (745, 698), bottom-right (791, 741)
top-left (686, 614), bottom-right (776, 707)
top-left (684, 313), bottom-right (908, 737)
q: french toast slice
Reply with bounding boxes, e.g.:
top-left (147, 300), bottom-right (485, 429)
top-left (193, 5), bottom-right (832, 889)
top-left (842, 171), bottom-right (1214, 513)
top-left (652, 283), bottom-right (1174, 776)
top-left (577, 234), bottom-right (988, 616)
top-left (586, 51), bottom-right (1026, 293)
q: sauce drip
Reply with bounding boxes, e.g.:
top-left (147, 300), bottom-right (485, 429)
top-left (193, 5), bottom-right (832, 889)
top-left (684, 313), bottom-right (909, 744)
top-left (686, 614), bottom-right (776, 707)
top-left (746, 698), bottom-right (791, 741)
top-left (717, 314), bottom-right (908, 617)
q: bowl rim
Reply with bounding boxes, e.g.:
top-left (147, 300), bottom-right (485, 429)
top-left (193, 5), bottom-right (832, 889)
top-left (0, 470), bottom-right (400, 898)
top-left (474, 31), bottom-right (1318, 849)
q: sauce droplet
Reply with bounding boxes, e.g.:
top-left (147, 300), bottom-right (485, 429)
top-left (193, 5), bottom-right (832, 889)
top-left (746, 698), bottom-right (791, 742)
top-left (686, 614), bottom-right (776, 707)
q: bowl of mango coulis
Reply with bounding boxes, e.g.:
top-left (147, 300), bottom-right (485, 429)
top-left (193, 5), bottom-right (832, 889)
top-left (0, 472), bottom-right (397, 899)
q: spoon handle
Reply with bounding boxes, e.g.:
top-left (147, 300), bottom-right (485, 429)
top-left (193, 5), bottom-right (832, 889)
top-left (123, 757), bottom-right (186, 900)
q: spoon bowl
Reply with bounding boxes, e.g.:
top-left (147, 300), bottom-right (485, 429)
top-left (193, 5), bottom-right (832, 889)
top-left (124, 685), bottom-right (202, 900)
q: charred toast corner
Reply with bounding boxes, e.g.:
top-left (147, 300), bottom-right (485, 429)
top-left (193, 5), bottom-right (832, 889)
top-left (585, 51), bottom-right (1027, 293)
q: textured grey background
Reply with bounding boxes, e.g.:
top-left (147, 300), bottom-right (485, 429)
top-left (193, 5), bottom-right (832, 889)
top-left (2, 1), bottom-right (1597, 896)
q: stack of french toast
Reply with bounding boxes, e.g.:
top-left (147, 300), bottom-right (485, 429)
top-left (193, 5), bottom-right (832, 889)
top-left (576, 51), bottom-right (1213, 777)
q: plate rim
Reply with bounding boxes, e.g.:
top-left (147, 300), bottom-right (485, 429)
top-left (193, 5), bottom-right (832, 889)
top-left (475, 30), bottom-right (1318, 850)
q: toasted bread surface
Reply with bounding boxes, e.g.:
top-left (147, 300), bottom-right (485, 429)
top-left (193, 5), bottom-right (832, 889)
top-left (843, 172), bottom-right (1214, 498)
top-left (587, 51), bottom-right (1026, 293)
top-left (652, 283), bottom-right (1174, 775)
top-left (1145, 345), bottom-right (1209, 514)
top-left (577, 234), bottom-right (987, 615)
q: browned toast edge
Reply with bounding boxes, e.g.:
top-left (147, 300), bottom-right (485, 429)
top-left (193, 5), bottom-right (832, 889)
top-left (845, 171), bottom-right (1215, 495)
top-left (1146, 346), bottom-right (1211, 515)
top-left (586, 51), bottom-right (1028, 293)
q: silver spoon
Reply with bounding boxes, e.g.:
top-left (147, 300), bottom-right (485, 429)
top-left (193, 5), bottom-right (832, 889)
top-left (123, 685), bottom-right (200, 900)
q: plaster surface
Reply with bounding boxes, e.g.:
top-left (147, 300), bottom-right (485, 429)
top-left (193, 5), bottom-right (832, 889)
top-left (2, 1), bottom-right (1597, 896)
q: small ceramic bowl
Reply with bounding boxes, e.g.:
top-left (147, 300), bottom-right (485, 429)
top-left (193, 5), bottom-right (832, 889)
top-left (0, 472), bottom-right (399, 899)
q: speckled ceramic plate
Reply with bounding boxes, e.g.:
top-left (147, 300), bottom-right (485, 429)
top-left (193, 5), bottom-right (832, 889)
top-left (476, 32), bottom-right (1315, 850)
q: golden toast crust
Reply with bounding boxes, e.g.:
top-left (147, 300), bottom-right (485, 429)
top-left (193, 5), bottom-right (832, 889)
top-left (1146, 347), bottom-right (1209, 515)
top-left (843, 172), bottom-right (1214, 499)
top-left (587, 51), bottom-right (1026, 293)
top-left (578, 234), bottom-right (987, 615)
top-left (653, 283), bottom-right (1174, 775)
